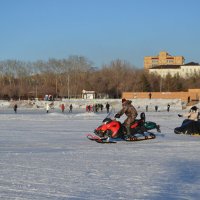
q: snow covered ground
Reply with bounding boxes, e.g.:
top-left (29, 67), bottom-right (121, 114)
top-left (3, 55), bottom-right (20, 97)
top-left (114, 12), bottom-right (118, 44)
top-left (0, 104), bottom-right (200, 199)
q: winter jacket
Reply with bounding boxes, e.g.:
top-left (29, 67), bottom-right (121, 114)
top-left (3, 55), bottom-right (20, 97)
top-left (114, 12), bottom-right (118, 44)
top-left (61, 104), bottom-right (65, 111)
top-left (117, 100), bottom-right (138, 126)
top-left (183, 110), bottom-right (199, 121)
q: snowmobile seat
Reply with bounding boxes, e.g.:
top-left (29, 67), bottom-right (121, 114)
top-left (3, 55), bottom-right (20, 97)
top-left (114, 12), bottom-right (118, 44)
top-left (140, 112), bottom-right (146, 122)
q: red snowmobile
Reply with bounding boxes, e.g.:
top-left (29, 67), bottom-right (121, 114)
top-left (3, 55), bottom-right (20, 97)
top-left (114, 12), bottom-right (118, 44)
top-left (87, 112), bottom-right (161, 143)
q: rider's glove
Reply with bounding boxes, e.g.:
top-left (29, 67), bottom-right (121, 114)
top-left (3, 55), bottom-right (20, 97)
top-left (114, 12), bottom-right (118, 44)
top-left (178, 114), bottom-right (183, 117)
top-left (115, 114), bottom-right (120, 118)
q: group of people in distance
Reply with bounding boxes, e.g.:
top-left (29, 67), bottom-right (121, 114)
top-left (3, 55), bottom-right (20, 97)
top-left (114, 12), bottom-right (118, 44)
top-left (45, 103), bottom-right (73, 113)
top-left (12, 98), bottom-right (200, 136)
top-left (59, 103), bottom-right (73, 113)
top-left (85, 103), bottom-right (110, 113)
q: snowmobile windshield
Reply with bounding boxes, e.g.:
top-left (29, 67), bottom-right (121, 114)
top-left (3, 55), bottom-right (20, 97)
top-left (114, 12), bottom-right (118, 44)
top-left (102, 118), bottom-right (112, 124)
top-left (106, 111), bottom-right (115, 119)
top-left (102, 112), bottom-right (115, 123)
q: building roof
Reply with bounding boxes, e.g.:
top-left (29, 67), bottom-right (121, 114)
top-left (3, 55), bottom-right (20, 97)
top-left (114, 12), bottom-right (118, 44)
top-left (184, 62), bottom-right (199, 66)
top-left (150, 65), bottom-right (181, 69)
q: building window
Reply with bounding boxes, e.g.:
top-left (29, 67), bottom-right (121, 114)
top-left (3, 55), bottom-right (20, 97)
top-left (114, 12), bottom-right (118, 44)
top-left (152, 60), bottom-right (158, 64)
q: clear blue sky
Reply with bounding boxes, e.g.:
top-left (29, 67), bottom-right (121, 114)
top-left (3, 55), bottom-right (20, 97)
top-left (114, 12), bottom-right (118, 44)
top-left (0, 0), bottom-right (199, 68)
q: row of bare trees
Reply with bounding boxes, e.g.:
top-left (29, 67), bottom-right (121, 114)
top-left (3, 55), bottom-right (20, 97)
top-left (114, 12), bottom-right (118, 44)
top-left (0, 56), bottom-right (200, 100)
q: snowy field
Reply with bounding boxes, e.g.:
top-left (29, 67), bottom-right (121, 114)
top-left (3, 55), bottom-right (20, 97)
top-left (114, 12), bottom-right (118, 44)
top-left (0, 106), bottom-right (200, 200)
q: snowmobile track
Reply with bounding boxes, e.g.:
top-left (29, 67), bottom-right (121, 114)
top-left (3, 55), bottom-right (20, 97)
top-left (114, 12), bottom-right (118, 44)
top-left (86, 133), bottom-right (156, 143)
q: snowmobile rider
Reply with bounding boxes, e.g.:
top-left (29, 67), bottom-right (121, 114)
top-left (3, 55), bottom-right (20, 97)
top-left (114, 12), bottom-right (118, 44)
top-left (178, 106), bottom-right (199, 121)
top-left (115, 98), bottom-right (138, 137)
top-left (175, 106), bottom-right (200, 135)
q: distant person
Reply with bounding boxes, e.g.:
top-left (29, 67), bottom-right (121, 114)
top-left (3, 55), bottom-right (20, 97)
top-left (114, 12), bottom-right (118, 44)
top-left (106, 103), bottom-right (110, 113)
top-left (146, 105), bottom-right (148, 112)
top-left (95, 104), bottom-right (98, 112)
top-left (155, 105), bottom-right (158, 112)
top-left (86, 105), bottom-right (91, 112)
top-left (14, 104), bottom-right (18, 113)
top-left (100, 104), bottom-right (103, 112)
top-left (61, 103), bottom-right (65, 113)
top-left (149, 92), bottom-right (152, 99)
top-left (167, 104), bottom-right (170, 112)
top-left (69, 104), bottom-right (73, 113)
top-left (46, 103), bottom-right (50, 113)
top-left (188, 96), bottom-right (190, 103)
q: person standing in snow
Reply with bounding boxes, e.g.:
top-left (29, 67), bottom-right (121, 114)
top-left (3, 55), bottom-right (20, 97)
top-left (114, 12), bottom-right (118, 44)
top-left (69, 104), bottom-right (73, 113)
top-left (106, 103), bottom-right (110, 113)
top-left (115, 98), bottom-right (138, 137)
top-left (149, 92), bottom-right (152, 99)
top-left (167, 104), bottom-right (170, 112)
top-left (46, 103), bottom-right (50, 113)
top-left (100, 104), bottom-right (103, 112)
top-left (14, 104), bottom-right (18, 113)
top-left (61, 103), bottom-right (65, 113)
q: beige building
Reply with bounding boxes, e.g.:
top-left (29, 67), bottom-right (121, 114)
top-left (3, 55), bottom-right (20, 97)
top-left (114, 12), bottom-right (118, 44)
top-left (144, 51), bottom-right (185, 70)
top-left (149, 62), bottom-right (200, 78)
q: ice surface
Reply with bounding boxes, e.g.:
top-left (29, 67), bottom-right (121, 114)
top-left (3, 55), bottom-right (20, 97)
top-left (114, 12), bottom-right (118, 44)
top-left (0, 103), bottom-right (200, 200)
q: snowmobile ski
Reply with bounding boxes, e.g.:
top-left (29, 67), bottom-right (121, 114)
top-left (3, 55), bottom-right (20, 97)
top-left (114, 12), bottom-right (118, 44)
top-left (86, 134), bottom-right (117, 143)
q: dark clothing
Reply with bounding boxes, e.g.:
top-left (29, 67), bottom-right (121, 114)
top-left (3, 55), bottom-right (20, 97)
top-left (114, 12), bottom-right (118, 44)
top-left (175, 108), bottom-right (200, 135)
top-left (69, 104), bottom-right (73, 113)
top-left (14, 104), bottom-right (17, 113)
top-left (167, 104), bottom-right (170, 112)
top-left (174, 119), bottom-right (200, 135)
top-left (106, 103), bottom-right (110, 113)
top-left (100, 104), bottom-right (103, 112)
